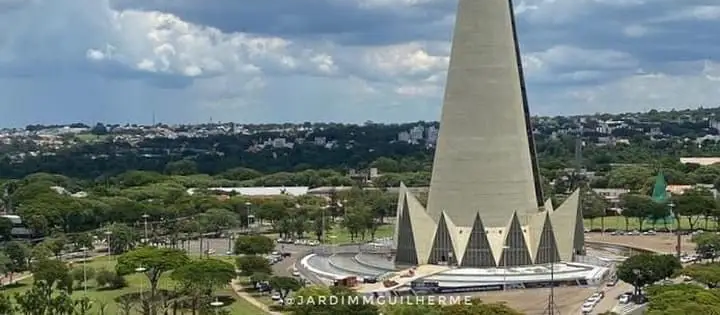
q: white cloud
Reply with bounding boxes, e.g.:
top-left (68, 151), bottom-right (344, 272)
top-left (361, 42), bottom-right (448, 78)
top-left (0, 0), bottom-right (720, 124)
top-left (535, 60), bottom-right (720, 114)
top-left (623, 25), bottom-right (649, 37)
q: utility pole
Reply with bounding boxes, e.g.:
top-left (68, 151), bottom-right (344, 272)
top-left (142, 214), bottom-right (150, 244)
top-left (542, 261), bottom-right (560, 315)
top-left (572, 137), bottom-right (583, 190)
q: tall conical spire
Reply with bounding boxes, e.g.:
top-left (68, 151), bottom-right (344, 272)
top-left (425, 0), bottom-right (543, 229)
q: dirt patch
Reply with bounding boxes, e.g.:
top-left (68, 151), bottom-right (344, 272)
top-left (586, 233), bottom-right (695, 254)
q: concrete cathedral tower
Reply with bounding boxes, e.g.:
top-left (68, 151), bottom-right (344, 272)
top-left (393, 0), bottom-right (584, 268)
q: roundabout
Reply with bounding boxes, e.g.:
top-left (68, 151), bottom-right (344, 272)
top-left (298, 243), bottom-right (614, 296)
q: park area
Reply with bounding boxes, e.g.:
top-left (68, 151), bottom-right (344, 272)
top-left (0, 256), bottom-right (266, 315)
top-left (583, 215), bottom-right (719, 231)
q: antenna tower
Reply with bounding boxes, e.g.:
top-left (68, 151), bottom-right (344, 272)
top-left (542, 261), bottom-right (561, 315)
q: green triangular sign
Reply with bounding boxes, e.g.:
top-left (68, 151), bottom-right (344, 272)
top-left (651, 172), bottom-right (669, 203)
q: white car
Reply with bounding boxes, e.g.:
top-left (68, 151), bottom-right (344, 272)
top-left (586, 296), bottom-right (600, 305)
top-left (580, 302), bottom-right (595, 313)
top-left (271, 293), bottom-right (281, 300)
top-left (619, 294), bottom-right (631, 304)
top-left (292, 271), bottom-right (300, 277)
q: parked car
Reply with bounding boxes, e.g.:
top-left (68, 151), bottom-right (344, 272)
top-left (580, 302), bottom-right (595, 314)
top-left (619, 293), bottom-right (631, 304)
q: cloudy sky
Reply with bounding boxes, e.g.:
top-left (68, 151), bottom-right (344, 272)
top-left (1, 0), bottom-right (719, 126)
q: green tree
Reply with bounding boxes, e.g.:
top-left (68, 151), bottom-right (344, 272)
top-left (41, 234), bottom-right (68, 259)
top-left (70, 266), bottom-right (96, 289)
top-left (617, 253), bottom-right (682, 295)
top-left (234, 235), bottom-right (274, 255)
top-left (0, 217), bottom-right (13, 241)
top-left (116, 247), bottom-right (189, 314)
top-left (0, 294), bottom-right (13, 315)
top-left (250, 272), bottom-right (270, 287)
top-left (646, 284), bottom-right (720, 315)
top-left (620, 194), bottom-right (653, 231)
top-left (71, 233), bottom-right (95, 252)
top-left (164, 160), bottom-right (198, 176)
top-left (269, 276), bottom-right (302, 305)
top-left (4, 241), bottom-right (30, 278)
top-left (235, 255), bottom-right (272, 276)
top-left (0, 253), bottom-right (11, 277)
top-left (94, 269), bottom-right (126, 289)
top-left (606, 166), bottom-right (653, 191)
top-left (681, 263), bottom-right (720, 288)
top-left (198, 208), bottom-right (239, 235)
top-left (31, 259), bottom-right (73, 294)
top-left (673, 188), bottom-right (717, 231)
top-left (107, 223), bottom-right (139, 254)
top-left (171, 259), bottom-right (236, 315)
top-left (692, 232), bottom-right (720, 261)
top-left (30, 243), bottom-right (52, 261)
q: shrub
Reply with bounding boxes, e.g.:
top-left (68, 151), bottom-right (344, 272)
top-left (95, 268), bottom-right (127, 289)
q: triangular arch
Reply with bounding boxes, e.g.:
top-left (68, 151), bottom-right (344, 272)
top-left (428, 213), bottom-right (457, 265)
top-left (460, 213), bottom-right (496, 267)
top-left (498, 212), bottom-right (533, 266)
top-left (534, 212), bottom-right (560, 264)
top-left (394, 198), bottom-right (418, 266)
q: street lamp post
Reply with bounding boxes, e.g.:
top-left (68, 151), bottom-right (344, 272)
top-left (321, 205), bottom-right (329, 244)
top-left (502, 245), bottom-right (510, 291)
top-left (227, 233), bottom-right (234, 254)
top-left (136, 267), bottom-right (147, 308)
top-left (670, 202), bottom-right (680, 258)
top-left (80, 247), bottom-right (88, 294)
top-left (104, 230), bottom-right (113, 262)
top-left (210, 297), bottom-right (224, 315)
top-left (632, 268), bottom-right (641, 296)
top-left (141, 214), bottom-right (150, 245)
top-left (244, 201), bottom-right (252, 232)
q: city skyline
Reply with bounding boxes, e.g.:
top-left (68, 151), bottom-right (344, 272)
top-left (1, 0), bottom-right (719, 126)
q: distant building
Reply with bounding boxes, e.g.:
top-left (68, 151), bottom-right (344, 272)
top-left (314, 137), bottom-right (327, 146)
top-left (592, 188), bottom-right (628, 213)
top-left (186, 187), bottom-right (309, 197)
top-left (409, 126), bottom-right (424, 142)
top-left (426, 126), bottom-right (439, 144)
top-left (680, 157), bottom-right (720, 166)
top-left (272, 138), bottom-right (287, 148)
top-left (0, 215), bottom-right (32, 238)
top-left (398, 131), bottom-right (410, 143)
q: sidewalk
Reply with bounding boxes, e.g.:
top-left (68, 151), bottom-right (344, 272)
top-left (230, 279), bottom-right (282, 315)
top-left (0, 272), bottom-right (32, 286)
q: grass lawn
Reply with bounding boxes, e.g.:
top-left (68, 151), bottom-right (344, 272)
top-left (0, 257), bottom-right (265, 315)
top-left (584, 215), bottom-right (719, 231)
top-left (264, 224), bottom-right (394, 245)
top-left (325, 224), bottom-right (393, 244)
top-left (237, 277), bottom-right (275, 307)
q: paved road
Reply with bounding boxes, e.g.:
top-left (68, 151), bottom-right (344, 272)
top-left (586, 282), bottom-right (633, 315)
